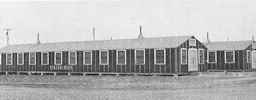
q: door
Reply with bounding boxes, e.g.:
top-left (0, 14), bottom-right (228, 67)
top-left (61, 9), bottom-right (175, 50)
top-left (252, 50), bottom-right (256, 69)
top-left (188, 48), bottom-right (198, 71)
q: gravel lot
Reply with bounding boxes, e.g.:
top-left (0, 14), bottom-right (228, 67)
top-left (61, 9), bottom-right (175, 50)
top-left (0, 72), bottom-right (256, 100)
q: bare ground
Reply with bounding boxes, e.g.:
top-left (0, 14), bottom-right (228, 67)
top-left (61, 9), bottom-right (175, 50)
top-left (0, 72), bottom-right (256, 100)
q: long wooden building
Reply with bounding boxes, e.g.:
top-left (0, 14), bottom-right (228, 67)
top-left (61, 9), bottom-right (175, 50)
top-left (0, 34), bottom-right (207, 75)
top-left (204, 40), bottom-right (256, 71)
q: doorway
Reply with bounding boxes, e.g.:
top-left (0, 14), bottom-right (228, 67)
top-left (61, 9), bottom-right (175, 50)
top-left (188, 48), bottom-right (198, 71)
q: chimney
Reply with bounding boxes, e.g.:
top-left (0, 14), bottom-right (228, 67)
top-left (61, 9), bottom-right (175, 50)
top-left (206, 32), bottom-right (210, 43)
top-left (93, 27), bottom-right (95, 41)
top-left (137, 25), bottom-right (144, 40)
top-left (252, 36), bottom-right (255, 42)
top-left (36, 33), bottom-right (41, 44)
top-left (5, 28), bottom-right (11, 45)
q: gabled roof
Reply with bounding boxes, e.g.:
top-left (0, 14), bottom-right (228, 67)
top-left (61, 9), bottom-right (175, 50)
top-left (0, 35), bottom-right (193, 53)
top-left (204, 40), bottom-right (253, 51)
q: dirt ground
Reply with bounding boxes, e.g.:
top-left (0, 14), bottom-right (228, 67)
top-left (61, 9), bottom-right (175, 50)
top-left (0, 72), bottom-right (256, 100)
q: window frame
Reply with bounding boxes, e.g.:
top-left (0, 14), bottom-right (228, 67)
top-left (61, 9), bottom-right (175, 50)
top-left (135, 49), bottom-right (145, 65)
top-left (207, 51), bottom-right (217, 63)
top-left (83, 51), bottom-right (92, 65)
top-left (116, 50), bottom-right (126, 65)
top-left (55, 52), bottom-right (62, 65)
top-left (41, 52), bottom-right (49, 65)
top-left (68, 51), bottom-right (77, 65)
top-left (6, 53), bottom-right (12, 65)
top-left (181, 48), bottom-right (187, 64)
top-left (154, 49), bottom-right (166, 65)
top-left (100, 50), bottom-right (109, 65)
top-left (17, 53), bottom-right (24, 65)
top-left (247, 50), bottom-right (251, 63)
top-left (189, 39), bottom-right (197, 46)
top-left (198, 49), bottom-right (204, 64)
top-left (29, 52), bottom-right (36, 65)
top-left (225, 51), bottom-right (235, 63)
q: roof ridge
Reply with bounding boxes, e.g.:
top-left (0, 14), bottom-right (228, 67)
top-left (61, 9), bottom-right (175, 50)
top-left (6, 35), bottom-right (193, 46)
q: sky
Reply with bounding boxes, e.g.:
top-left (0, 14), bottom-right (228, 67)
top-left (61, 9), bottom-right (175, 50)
top-left (0, 0), bottom-right (255, 47)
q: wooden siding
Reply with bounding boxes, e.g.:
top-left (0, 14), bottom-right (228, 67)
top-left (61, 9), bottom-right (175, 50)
top-left (207, 50), bottom-right (249, 71)
top-left (0, 37), bottom-right (208, 74)
top-left (178, 37), bottom-right (208, 73)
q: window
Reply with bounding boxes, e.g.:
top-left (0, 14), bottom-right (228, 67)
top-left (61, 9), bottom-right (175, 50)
top-left (117, 50), bottom-right (126, 65)
top-left (181, 48), bottom-right (187, 64)
top-left (208, 51), bottom-right (216, 63)
top-left (6, 53), bottom-right (12, 65)
top-left (154, 49), bottom-right (165, 64)
top-left (198, 49), bottom-right (204, 64)
top-left (17, 53), bottom-right (24, 65)
top-left (69, 51), bottom-right (77, 65)
top-left (135, 49), bottom-right (145, 65)
top-left (84, 51), bottom-right (92, 65)
top-left (189, 39), bottom-right (196, 46)
top-left (29, 53), bottom-right (36, 65)
top-left (100, 51), bottom-right (108, 65)
top-left (41, 52), bottom-right (49, 65)
top-left (225, 51), bottom-right (235, 63)
top-left (247, 50), bottom-right (251, 63)
top-left (55, 52), bottom-right (62, 65)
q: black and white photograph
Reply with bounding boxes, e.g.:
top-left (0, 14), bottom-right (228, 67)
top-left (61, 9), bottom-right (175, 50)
top-left (0, 0), bottom-right (256, 99)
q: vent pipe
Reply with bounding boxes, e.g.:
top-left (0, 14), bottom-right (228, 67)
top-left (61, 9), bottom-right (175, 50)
top-left (93, 27), bottom-right (95, 41)
top-left (137, 25), bottom-right (144, 40)
top-left (5, 28), bottom-right (11, 45)
top-left (206, 32), bottom-right (210, 43)
top-left (36, 33), bottom-right (41, 44)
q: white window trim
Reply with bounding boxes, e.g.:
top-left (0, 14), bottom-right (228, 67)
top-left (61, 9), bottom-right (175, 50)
top-left (189, 38), bottom-right (197, 46)
top-left (29, 52), bottom-right (36, 65)
top-left (83, 51), bottom-right (92, 65)
top-left (68, 51), bottom-right (77, 65)
top-left (41, 52), bottom-right (49, 65)
top-left (116, 50), bottom-right (126, 65)
top-left (247, 50), bottom-right (251, 63)
top-left (17, 53), bottom-right (24, 65)
top-left (135, 49), bottom-right (145, 65)
top-left (100, 50), bottom-right (109, 65)
top-left (6, 53), bottom-right (12, 65)
top-left (225, 51), bottom-right (235, 63)
top-left (55, 52), bottom-right (62, 65)
top-left (207, 51), bottom-right (217, 63)
top-left (198, 49), bottom-right (204, 64)
top-left (181, 48), bottom-right (187, 64)
top-left (154, 49), bottom-right (166, 65)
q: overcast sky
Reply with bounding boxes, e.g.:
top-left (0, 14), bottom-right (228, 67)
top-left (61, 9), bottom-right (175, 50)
top-left (0, 0), bottom-right (255, 47)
